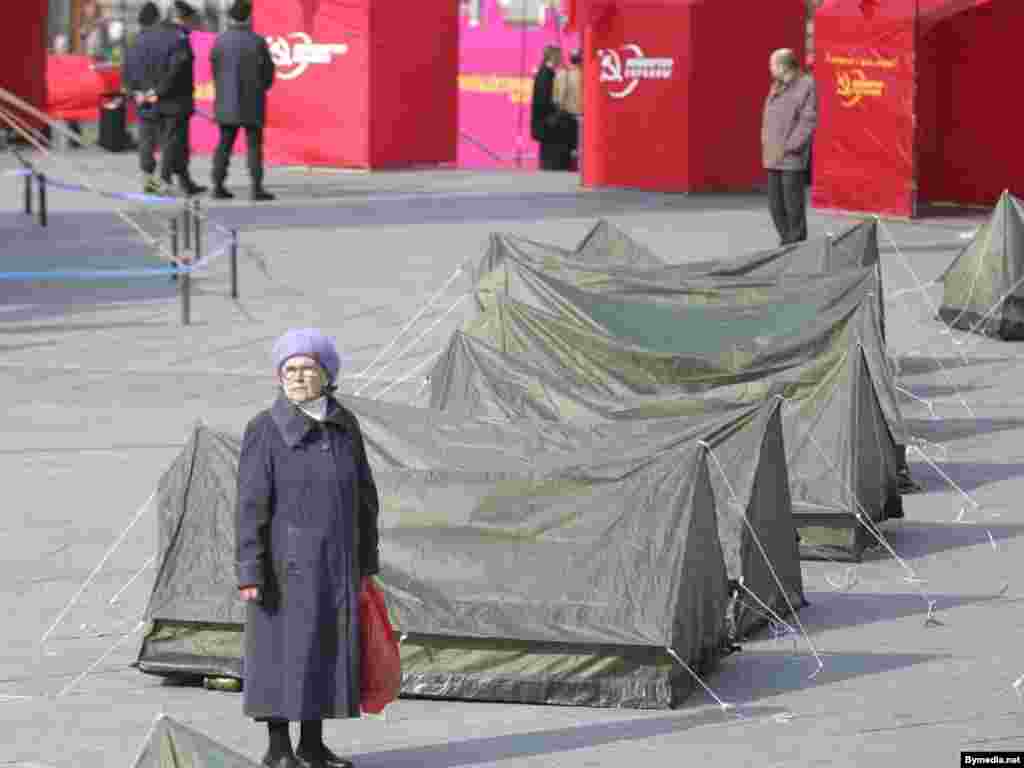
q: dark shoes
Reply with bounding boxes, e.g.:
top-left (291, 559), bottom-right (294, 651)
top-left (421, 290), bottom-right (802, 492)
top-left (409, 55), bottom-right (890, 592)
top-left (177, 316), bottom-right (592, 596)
top-left (261, 752), bottom-right (301, 768)
top-left (211, 185), bottom-right (235, 200)
top-left (180, 179), bottom-right (208, 197)
top-left (251, 187), bottom-right (276, 202)
top-left (296, 744), bottom-right (354, 768)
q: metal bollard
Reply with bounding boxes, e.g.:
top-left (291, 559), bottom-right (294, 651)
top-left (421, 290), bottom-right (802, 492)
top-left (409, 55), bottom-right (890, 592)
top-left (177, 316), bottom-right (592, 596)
top-left (183, 203), bottom-right (192, 250)
top-left (193, 198), bottom-right (202, 263)
top-left (24, 171), bottom-right (32, 216)
top-left (38, 173), bottom-right (47, 228)
top-left (229, 229), bottom-right (238, 299)
top-left (180, 270), bottom-right (191, 326)
top-left (169, 217), bottom-right (179, 282)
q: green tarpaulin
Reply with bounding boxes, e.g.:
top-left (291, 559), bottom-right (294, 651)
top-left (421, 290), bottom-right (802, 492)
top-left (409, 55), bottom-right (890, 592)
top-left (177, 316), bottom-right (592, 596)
top-left (138, 399), bottom-right (801, 708)
top-left (130, 715), bottom-right (261, 768)
top-left (939, 191), bottom-right (1024, 339)
top-left (441, 258), bottom-right (903, 559)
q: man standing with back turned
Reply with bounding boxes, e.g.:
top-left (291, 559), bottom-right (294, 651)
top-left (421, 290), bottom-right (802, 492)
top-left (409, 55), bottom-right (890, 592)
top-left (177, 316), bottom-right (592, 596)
top-left (762, 48), bottom-right (817, 245)
top-left (153, 1), bottom-right (206, 196)
top-left (122, 2), bottom-right (163, 194)
top-left (211, 0), bottom-right (276, 201)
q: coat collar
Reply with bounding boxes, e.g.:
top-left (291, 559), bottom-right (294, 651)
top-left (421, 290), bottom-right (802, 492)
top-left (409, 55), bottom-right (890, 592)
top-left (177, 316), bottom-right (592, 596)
top-left (270, 394), bottom-right (352, 448)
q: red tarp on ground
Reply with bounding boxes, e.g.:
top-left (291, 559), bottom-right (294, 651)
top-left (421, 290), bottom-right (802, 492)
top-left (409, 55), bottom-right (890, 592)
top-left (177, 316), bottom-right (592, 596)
top-left (1, 1), bottom-right (47, 129)
top-left (579, 0), bottom-right (806, 193)
top-left (241, 0), bottom-right (457, 169)
top-left (813, 0), bottom-right (1023, 217)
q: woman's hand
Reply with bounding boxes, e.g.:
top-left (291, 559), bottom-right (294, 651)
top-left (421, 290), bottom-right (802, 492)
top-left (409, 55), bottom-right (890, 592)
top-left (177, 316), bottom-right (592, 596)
top-left (239, 585), bottom-right (261, 602)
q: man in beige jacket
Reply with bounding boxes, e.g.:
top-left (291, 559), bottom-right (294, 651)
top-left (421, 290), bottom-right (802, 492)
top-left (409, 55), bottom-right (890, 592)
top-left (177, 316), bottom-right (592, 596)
top-left (554, 50), bottom-right (582, 168)
top-left (762, 49), bottom-right (817, 245)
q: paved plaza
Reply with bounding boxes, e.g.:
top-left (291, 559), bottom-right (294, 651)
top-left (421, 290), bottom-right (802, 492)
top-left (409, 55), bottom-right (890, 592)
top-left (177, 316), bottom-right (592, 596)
top-left (1, 149), bottom-right (1021, 767)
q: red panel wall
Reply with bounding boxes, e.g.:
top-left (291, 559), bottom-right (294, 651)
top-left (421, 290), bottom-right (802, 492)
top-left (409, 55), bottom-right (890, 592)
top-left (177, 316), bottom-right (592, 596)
top-left (1, 0), bottom-right (47, 129)
top-left (688, 0), bottom-right (805, 191)
top-left (811, 0), bottom-right (917, 217)
top-left (254, 0), bottom-right (456, 169)
top-left (917, 0), bottom-right (1024, 206)
top-left (369, 0), bottom-right (458, 168)
top-left (583, 0), bottom-right (806, 194)
top-left (584, 2), bottom-right (694, 191)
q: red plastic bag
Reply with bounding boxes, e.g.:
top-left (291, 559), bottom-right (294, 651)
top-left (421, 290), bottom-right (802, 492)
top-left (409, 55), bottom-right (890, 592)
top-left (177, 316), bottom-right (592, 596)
top-left (359, 579), bottom-right (401, 714)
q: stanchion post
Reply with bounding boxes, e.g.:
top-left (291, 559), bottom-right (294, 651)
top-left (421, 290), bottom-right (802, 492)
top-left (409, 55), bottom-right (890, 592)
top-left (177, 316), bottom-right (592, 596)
top-left (193, 198), bottom-right (201, 263)
top-left (183, 201), bottom-right (192, 250)
top-left (230, 229), bottom-right (238, 299)
top-left (24, 172), bottom-right (32, 216)
top-left (180, 270), bottom-right (191, 326)
top-left (38, 173), bottom-right (47, 228)
top-left (169, 217), bottom-right (179, 281)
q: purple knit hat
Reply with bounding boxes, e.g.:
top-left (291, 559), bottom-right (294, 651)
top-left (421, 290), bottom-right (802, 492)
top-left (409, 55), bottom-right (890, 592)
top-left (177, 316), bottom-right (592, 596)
top-left (272, 328), bottom-right (341, 384)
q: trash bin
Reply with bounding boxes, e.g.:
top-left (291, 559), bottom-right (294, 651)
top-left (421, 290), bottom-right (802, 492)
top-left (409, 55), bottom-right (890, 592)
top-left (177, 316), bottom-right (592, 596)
top-left (98, 95), bottom-right (131, 152)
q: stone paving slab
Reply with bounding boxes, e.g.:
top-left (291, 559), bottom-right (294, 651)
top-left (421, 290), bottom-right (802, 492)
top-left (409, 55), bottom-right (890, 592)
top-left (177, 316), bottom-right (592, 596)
top-left (1, 148), bottom-right (1022, 766)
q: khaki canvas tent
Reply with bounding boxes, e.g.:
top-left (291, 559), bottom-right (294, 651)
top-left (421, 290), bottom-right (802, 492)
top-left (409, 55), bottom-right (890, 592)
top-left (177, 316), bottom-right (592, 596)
top-left (137, 398), bottom-right (794, 708)
top-left (479, 219), bottom-right (877, 282)
top-left (938, 191), bottom-right (1024, 339)
top-left (131, 715), bottom-right (261, 768)
top-left (442, 267), bottom-right (904, 559)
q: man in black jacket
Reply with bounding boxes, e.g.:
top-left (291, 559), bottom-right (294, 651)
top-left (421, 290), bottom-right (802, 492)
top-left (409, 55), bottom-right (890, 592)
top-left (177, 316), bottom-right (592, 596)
top-left (122, 2), bottom-right (163, 194)
top-left (210, 1), bottom-right (276, 201)
top-left (530, 46), bottom-right (572, 171)
top-left (152, 1), bottom-right (206, 196)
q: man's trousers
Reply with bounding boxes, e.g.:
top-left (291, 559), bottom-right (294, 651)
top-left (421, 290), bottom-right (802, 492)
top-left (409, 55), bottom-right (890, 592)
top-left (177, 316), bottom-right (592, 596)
top-left (767, 169), bottom-right (809, 245)
top-left (211, 124), bottom-right (264, 188)
top-left (159, 113), bottom-right (191, 183)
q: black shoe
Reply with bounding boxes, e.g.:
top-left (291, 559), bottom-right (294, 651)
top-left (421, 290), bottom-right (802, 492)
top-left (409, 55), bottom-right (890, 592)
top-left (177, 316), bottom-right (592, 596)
top-left (180, 179), bottom-right (208, 196)
top-left (296, 744), bottom-right (353, 768)
top-left (251, 188), bottom-right (276, 202)
top-left (261, 752), bottom-right (301, 768)
top-left (211, 185), bottom-right (234, 200)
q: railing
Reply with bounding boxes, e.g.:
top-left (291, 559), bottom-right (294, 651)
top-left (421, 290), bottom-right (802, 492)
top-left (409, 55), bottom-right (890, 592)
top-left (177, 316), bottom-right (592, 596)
top-left (5, 153), bottom-right (241, 326)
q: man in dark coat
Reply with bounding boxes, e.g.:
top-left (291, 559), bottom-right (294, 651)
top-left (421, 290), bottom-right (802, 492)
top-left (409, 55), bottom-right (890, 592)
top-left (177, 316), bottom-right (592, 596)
top-left (531, 45), bottom-right (572, 171)
top-left (237, 328), bottom-right (380, 768)
top-left (122, 2), bottom-right (164, 194)
top-left (762, 48), bottom-right (817, 245)
top-left (210, 0), bottom-right (276, 201)
top-left (151, 1), bottom-right (206, 196)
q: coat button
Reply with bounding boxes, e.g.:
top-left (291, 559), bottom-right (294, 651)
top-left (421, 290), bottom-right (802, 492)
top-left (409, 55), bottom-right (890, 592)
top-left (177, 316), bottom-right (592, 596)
top-left (321, 442), bottom-right (330, 452)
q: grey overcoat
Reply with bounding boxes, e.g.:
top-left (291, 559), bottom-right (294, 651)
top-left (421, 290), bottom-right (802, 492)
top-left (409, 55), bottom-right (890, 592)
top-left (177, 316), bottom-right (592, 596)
top-left (762, 73), bottom-right (817, 171)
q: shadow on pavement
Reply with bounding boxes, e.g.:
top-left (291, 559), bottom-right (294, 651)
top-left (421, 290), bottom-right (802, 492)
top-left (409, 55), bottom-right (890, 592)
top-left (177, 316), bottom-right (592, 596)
top-left (793, 590), bottom-right (1003, 634)
top-left (903, 418), bottom-right (1024, 444)
top-left (892, 355), bottom-right (1014, 377)
top-left (906, 461), bottom-right (1024, 494)
top-left (348, 704), bottom-right (788, 768)
top-left (702, 649), bottom-right (944, 703)
top-left (877, 520), bottom-right (1024, 559)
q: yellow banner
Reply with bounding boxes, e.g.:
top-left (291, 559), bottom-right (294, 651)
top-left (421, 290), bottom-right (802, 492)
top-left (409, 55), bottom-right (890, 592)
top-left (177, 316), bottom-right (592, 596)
top-left (458, 74), bottom-right (532, 104)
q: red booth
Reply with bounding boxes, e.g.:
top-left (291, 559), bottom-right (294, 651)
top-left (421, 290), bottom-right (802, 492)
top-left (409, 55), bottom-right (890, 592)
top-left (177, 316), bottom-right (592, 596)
top-left (218, 0), bottom-right (459, 169)
top-left (46, 56), bottom-right (124, 122)
top-left (813, 0), bottom-right (1024, 218)
top-left (1, 0), bottom-right (47, 129)
top-left (574, 0), bottom-right (806, 192)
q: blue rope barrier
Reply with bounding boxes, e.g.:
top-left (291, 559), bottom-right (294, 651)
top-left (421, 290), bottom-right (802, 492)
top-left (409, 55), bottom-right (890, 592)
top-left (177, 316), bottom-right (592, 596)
top-left (41, 176), bottom-right (179, 205)
top-left (0, 266), bottom-right (193, 281)
top-left (0, 241), bottom-right (231, 282)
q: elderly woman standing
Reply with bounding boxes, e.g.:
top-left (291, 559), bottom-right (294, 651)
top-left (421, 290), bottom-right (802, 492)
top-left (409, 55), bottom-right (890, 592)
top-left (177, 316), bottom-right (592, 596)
top-left (236, 329), bottom-right (381, 768)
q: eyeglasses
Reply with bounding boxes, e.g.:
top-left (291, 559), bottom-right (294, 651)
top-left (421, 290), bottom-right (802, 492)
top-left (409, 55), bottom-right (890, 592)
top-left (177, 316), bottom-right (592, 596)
top-left (281, 365), bottom-right (321, 380)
